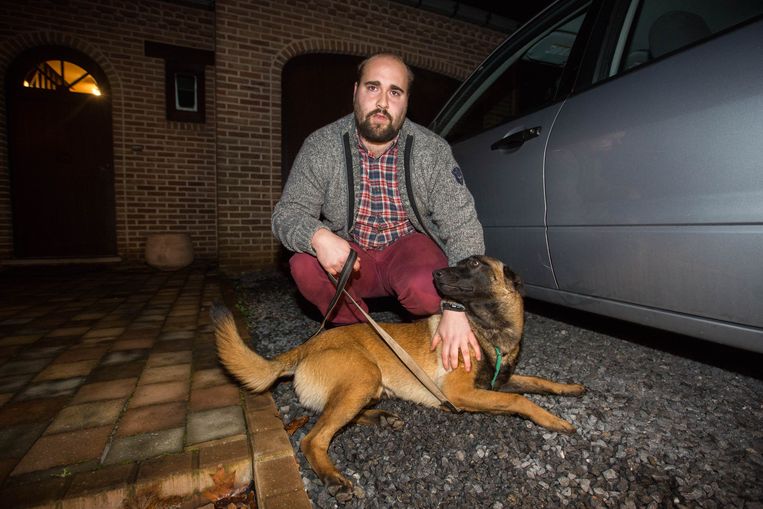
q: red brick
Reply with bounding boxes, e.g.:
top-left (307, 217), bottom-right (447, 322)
top-left (12, 426), bottom-right (112, 475)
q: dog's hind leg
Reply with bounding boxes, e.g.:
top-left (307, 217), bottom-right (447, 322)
top-left (352, 409), bottom-right (404, 430)
top-left (501, 374), bottom-right (585, 396)
top-left (297, 349), bottom-right (383, 499)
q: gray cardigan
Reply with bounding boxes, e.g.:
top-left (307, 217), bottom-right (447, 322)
top-left (272, 114), bottom-right (484, 266)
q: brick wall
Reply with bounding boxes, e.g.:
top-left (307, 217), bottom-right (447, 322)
top-left (215, 0), bottom-right (504, 271)
top-left (0, 0), bottom-right (504, 270)
top-left (0, 0), bottom-right (217, 263)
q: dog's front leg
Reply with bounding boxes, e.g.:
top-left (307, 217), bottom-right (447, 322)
top-left (443, 376), bottom-right (576, 433)
top-left (501, 374), bottom-right (585, 396)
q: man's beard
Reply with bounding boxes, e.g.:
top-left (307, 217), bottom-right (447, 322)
top-left (355, 107), bottom-right (400, 143)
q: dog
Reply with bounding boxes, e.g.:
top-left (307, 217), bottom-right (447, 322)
top-left (212, 255), bottom-right (585, 498)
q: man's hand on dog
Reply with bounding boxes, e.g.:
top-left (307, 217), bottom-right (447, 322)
top-left (431, 310), bottom-right (481, 371)
top-left (312, 228), bottom-right (361, 276)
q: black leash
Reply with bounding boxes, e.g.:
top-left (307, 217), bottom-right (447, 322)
top-left (319, 249), bottom-right (460, 413)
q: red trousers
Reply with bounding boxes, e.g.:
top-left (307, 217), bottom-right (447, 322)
top-left (289, 232), bottom-right (448, 325)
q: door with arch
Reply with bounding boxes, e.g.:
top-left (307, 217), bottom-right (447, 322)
top-left (6, 46), bottom-right (116, 258)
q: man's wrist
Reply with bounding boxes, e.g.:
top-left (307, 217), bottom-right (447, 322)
top-left (441, 300), bottom-right (466, 313)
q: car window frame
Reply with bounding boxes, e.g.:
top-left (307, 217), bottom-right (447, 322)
top-left (573, 0), bottom-right (763, 94)
top-left (430, 0), bottom-right (604, 140)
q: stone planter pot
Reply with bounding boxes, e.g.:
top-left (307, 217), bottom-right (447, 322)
top-left (145, 233), bottom-right (194, 271)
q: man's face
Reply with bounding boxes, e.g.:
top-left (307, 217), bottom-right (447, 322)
top-left (353, 56), bottom-right (409, 144)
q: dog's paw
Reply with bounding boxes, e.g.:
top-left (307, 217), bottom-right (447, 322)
top-left (326, 475), bottom-right (354, 503)
top-left (380, 413), bottom-right (405, 431)
top-left (552, 418), bottom-right (577, 434)
top-left (564, 383), bottom-right (586, 396)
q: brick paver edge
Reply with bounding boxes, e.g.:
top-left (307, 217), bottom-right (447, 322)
top-left (219, 276), bottom-right (312, 509)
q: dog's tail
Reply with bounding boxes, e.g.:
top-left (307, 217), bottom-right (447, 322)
top-left (210, 304), bottom-right (289, 393)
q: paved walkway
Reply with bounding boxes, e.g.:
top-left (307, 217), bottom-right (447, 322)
top-left (0, 263), bottom-right (310, 509)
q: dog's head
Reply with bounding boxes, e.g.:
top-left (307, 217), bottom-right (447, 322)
top-left (433, 255), bottom-right (523, 305)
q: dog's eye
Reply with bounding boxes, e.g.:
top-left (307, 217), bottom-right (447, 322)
top-left (469, 258), bottom-right (480, 268)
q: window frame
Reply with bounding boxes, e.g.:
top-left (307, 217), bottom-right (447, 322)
top-left (430, 0), bottom-right (603, 141)
top-left (145, 41), bottom-right (214, 123)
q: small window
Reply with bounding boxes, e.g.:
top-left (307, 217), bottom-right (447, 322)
top-left (440, 6), bottom-right (592, 143)
top-left (21, 59), bottom-right (102, 96)
top-left (614, 0), bottom-right (763, 75)
top-left (145, 41), bottom-right (214, 123)
top-left (174, 72), bottom-right (198, 112)
top-left (165, 61), bottom-right (205, 122)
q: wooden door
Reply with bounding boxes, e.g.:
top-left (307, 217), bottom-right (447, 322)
top-left (7, 50), bottom-right (116, 258)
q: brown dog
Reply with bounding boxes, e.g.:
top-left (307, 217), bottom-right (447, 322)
top-left (212, 255), bottom-right (585, 497)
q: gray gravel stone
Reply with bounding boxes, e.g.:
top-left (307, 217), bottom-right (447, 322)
top-left (236, 269), bottom-right (763, 508)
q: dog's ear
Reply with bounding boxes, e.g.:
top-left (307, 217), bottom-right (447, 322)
top-left (503, 265), bottom-right (525, 296)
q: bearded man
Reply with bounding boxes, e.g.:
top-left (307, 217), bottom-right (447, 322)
top-left (272, 52), bottom-right (485, 372)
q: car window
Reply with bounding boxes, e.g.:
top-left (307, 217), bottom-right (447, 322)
top-left (440, 5), bottom-right (592, 144)
top-left (612, 0), bottom-right (763, 75)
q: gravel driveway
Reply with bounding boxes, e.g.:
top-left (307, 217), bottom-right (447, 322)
top-left (236, 269), bottom-right (763, 509)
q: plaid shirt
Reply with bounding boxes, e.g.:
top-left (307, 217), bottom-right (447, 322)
top-left (350, 136), bottom-right (415, 250)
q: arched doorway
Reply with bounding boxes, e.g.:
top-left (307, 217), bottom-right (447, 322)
top-left (6, 45), bottom-right (116, 258)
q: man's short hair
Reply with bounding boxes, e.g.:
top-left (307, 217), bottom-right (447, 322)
top-left (356, 53), bottom-right (415, 91)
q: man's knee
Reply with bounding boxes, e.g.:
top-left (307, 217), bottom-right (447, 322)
top-left (395, 268), bottom-right (441, 316)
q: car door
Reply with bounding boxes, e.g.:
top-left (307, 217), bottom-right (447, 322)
top-left (544, 0), bottom-right (763, 345)
top-left (433, 0), bottom-right (596, 288)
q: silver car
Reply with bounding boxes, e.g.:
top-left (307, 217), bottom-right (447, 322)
top-left (431, 0), bottom-right (763, 351)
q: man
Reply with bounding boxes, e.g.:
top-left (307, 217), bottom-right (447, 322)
top-left (272, 53), bottom-right (485, 371)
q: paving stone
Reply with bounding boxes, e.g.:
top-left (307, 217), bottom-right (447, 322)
top-left (136, 450), bottom-right (193, 482)
top-left (83, 327), bottom-right (125, 339)
top-left (71, 312), bottom-right (108, 320)
top-left (152, 340), bottom-right (193, 355)
top-left (33, 359), bottom-right (99, 382)
top-left (0, 458), bottom-right (16, 485)
top-left (0, 477), bottom-right (67, 509)
top-left (129, 381), bottom-right (188, 408)
top-left (0, 358), bottom-right (51, 377)
top-left (198, 438), bottom-right (250, 469)
top-left (0, 374), bottom-right (33, 393)
top-left (72, 377), bottom-right (137, 404)
top-left (189, 384), bottom-right (240, 412)
top-left (261, 487), bottom-right (313, 509)
top-left (0, 423), bottom-right (47, 458)
top-left (146, 350), bottom-right (192, 367)
top-left (63, 462), bottom-right (133, 504)
top-left (251, 429), bottom-right (294, 462)
top-left (191, 368), bottom-right (232, 389)
top-left (255, 454), bottom-right (307, 499)
top-left (0, 393), bottom-right (12, 407)
top-left (0, 335), bottom-right (41, 347)
top-left (12, 425), bottom-right (111, 475)
top-left (46, 326), bottom-right (91, 338)
top-left (158, 331), bottom-right (196, 341)
top-left (117, 401), bottom-right (186, 437)
top-left (0, 317), bottom-right (34, 325)
top-left (139, 364), bottom-right (191, 385)
top-left (18, 377), bottom-right (85, 401)
top-left (16, 345), bottom-right (68, 359)
top-left (0, 396), bottom-right (69, 427)
top-left (88, 360), bottom-right (145, 382)
top-left (46, 399), bottom-right (124, 434)
top-left (54, 346), bottom-right (108, 363)
top-left (111, 338), bottom-right (155, 350)
top-left (187, 406), bottom-right (246, 445)
top-left (100, 349), bottom-right (148, 366)
top-left (104, 427), bottom-right (184, 465)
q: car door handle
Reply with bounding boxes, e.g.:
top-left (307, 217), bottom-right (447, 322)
top-left (490, 126), bottom-right (542, 151)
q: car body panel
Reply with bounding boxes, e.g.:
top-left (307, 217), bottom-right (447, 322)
top-left (545, 19), bottom-right (763, 332)
top-left (453, 105), bottom-right (564, 288)
top-left (434, 0), bottom-right (763, 351)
